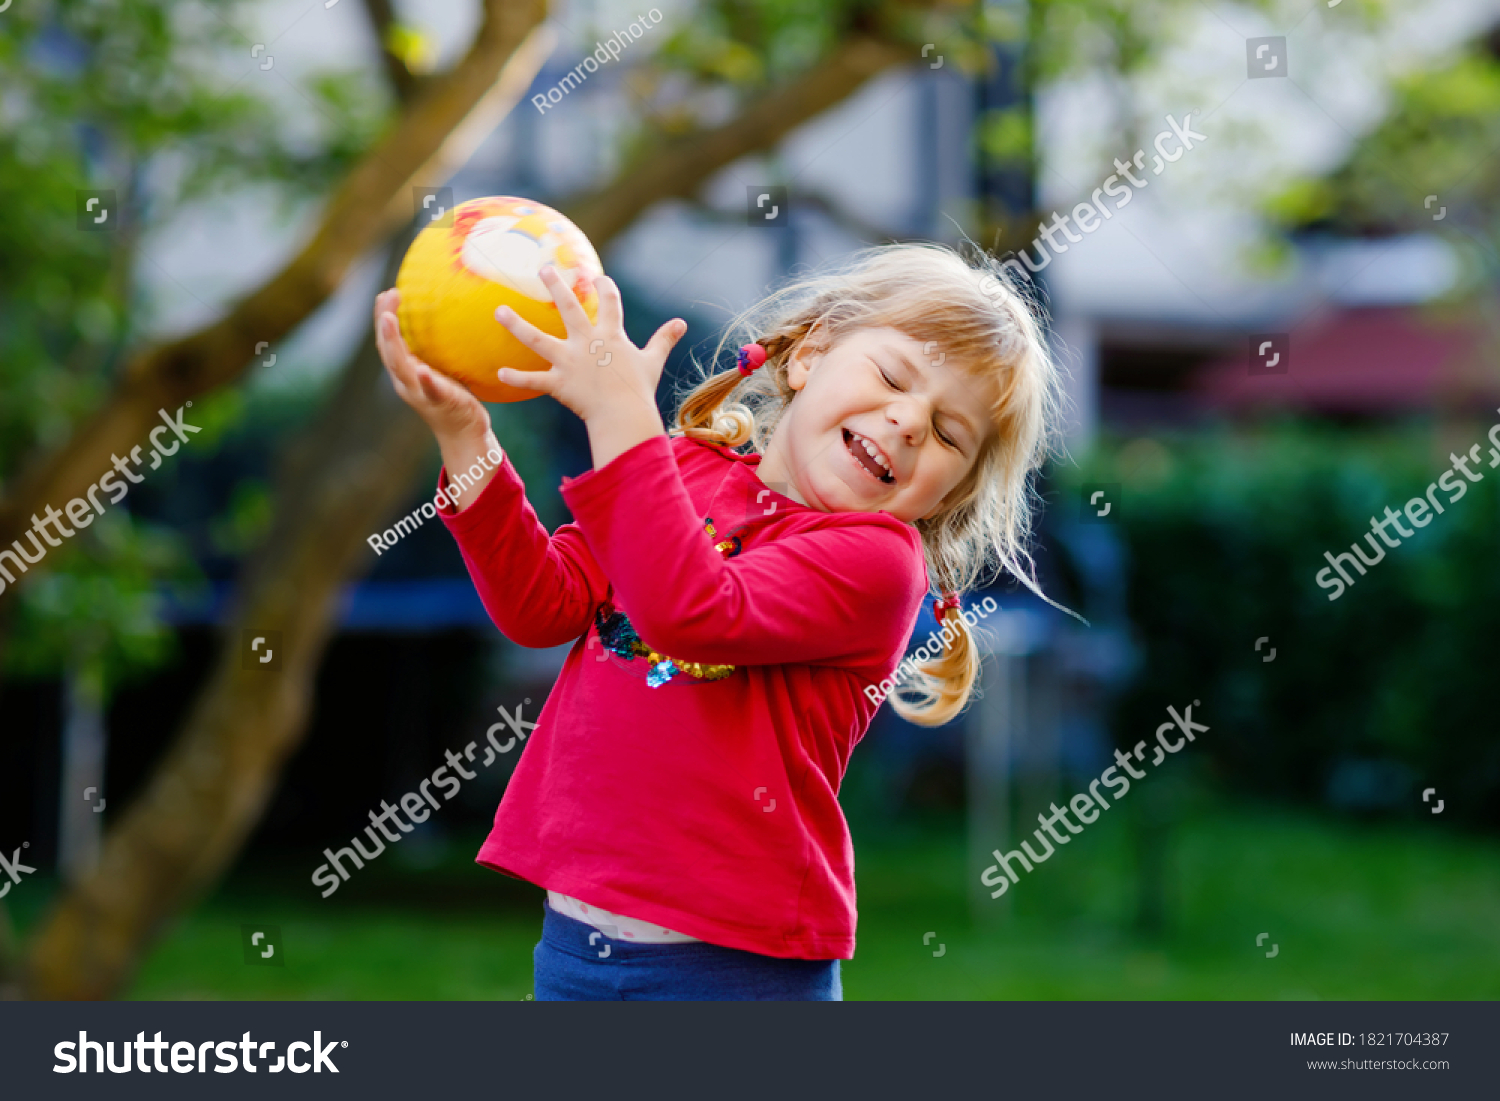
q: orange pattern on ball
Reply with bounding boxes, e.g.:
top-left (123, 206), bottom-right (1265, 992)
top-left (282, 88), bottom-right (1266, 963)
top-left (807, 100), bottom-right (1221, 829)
top-left (395, 196), bottom-right (604, 403)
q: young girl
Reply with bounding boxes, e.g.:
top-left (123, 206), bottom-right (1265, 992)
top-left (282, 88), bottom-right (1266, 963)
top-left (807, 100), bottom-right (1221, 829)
top-left (371, 242), bottom-right (1066, 1000)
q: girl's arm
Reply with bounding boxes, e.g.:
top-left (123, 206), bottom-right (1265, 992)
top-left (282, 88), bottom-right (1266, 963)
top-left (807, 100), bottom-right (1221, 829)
top-left (561, 435), bottom-right (928, 669)
top-left (488, 272), bottom-right (927, 669)
top-left (438, 454), bottom-right (610, 649)
top-left (373, 289), bottom-right (606, 647)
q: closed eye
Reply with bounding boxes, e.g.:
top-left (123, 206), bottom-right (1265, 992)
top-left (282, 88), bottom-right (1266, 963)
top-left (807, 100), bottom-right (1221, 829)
top-left (881, 366), bottom-right (960, 449)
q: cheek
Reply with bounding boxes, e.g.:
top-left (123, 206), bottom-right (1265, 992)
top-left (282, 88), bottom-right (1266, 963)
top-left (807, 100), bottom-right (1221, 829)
top-left (920, 449), bottom-right (965, 486)
top-left (923, 459), bottom-right (971, 504)
top-left (791, 413), bottom-right (828, 469)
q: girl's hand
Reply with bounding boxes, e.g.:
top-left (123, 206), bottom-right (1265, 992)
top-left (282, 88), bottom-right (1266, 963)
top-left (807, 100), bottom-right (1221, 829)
top-left (492, 267), bottom-right (686, 425)
top-left (373, 288), bottom-right (492, 446)
top-left (373, 288), bottom-right (500, 508)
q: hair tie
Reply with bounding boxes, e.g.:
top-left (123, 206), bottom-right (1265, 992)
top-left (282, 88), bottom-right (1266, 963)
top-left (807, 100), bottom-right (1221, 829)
top-left (736, 343), bottom-right (768, 376)
top-left (933, 592), bottom-right (962, 618)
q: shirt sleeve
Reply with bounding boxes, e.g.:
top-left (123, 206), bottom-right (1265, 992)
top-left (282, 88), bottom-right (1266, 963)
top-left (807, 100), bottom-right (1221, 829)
top-left (439, 450), bottom-right (609, 649)
top-left (560, 434), bottom-right (927, 669)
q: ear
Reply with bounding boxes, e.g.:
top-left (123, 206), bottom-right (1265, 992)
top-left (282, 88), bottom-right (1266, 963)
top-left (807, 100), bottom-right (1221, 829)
top-left (785, 323), bottom-right (832, 392)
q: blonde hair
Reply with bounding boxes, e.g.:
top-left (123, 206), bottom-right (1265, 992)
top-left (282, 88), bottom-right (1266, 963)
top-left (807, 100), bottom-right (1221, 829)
top-left (668, 242), bottom-right (1072, 727)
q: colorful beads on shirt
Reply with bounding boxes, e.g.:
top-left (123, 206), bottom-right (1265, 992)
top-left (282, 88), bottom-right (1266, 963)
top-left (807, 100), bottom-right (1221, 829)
top-left (592, 516), bottom-right (741, 687)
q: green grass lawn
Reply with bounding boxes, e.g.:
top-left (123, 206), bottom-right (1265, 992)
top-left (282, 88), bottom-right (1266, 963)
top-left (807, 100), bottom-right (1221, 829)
top-left (846, 800), bottom-right (1500, 1000)
top-left (10, 796), bottom-right (1499, 999)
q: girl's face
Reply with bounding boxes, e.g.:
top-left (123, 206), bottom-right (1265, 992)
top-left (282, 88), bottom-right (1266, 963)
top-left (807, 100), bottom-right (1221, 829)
top-left (757, 326), bottom-right (997, 523)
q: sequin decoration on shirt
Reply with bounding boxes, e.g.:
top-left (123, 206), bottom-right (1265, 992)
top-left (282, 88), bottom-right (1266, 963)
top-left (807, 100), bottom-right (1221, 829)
top-left (593, 516), bottom-right (742, 687)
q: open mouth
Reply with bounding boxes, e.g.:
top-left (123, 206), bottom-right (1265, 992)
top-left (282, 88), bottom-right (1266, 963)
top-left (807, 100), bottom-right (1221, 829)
top-left (843, 427), bottom-right (895, 485)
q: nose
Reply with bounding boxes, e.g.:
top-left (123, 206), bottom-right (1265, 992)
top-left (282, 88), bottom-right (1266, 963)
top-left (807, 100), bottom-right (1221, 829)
top-left (886, 392), bottom-right (931, 446)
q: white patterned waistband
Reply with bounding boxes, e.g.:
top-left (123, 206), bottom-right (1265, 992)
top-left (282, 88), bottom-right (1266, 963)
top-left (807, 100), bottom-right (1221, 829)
top-left (546, 890), bottom-right (703, 944)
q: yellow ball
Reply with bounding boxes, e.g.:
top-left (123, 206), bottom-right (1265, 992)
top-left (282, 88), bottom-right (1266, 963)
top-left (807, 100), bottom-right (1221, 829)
top-left (395, 196), bottom-right (603, 403)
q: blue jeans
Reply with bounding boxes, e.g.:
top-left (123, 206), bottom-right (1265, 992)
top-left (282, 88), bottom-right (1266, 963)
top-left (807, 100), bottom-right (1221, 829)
top-left (532, 899), bottom-right (842, 1001)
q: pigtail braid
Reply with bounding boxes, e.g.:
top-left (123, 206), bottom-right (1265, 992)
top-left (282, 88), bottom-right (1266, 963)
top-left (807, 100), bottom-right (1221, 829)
top-left (890, 600), bottom-right (987, 727)
top-left (672, 324), bottom-right (813, 450)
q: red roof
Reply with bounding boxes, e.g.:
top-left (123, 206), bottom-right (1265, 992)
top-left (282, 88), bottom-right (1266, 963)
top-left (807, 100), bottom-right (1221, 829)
top-left (1195, 306), bottom-right (1500, 414)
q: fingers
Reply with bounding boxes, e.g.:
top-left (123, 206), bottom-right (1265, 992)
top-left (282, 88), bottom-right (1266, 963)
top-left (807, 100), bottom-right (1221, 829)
top-left (373, 287), bottom-right (400, 325)
top-left (376, 311), bottom-right (422, 395)
top-left (643, 318), bottom-right (688, 364)
top-left (373, 290), bottom-right (407, 373)
top-left (496, 365), bottom-right (557, 394)
top-left (495, 303), bottom-right (566, 363)
top-left (415, 362), bottom-right (474, 407)
top-left (374, 311), bottom-right (409, 379)
top-left (539, 264), bottom-right (592, 337)
top-left (375, 308), bottom-right (467, 415)
top-left (415, 366), bottom-right (447, 405)
top-left (593, 274), bottom-right (623, 332)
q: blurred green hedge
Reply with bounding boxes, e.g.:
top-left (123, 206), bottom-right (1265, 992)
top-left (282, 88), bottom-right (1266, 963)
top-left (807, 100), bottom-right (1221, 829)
top-left (1059, 418), bottom-right (1500, 830)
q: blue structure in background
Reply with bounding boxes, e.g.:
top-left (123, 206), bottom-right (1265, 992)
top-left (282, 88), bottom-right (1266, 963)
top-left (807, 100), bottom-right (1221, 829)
top-left (162, 579), bottom-right (496, 632)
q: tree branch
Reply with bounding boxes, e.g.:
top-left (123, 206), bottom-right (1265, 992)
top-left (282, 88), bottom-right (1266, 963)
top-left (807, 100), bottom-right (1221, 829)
top-left (362, 0), bottom-right (421, 103)
top-left (0, 0), bottom-right (552, 595)
top-left (565, 35), bottom-right (914, 244)
top-left (682, 187), bottom-right (922, 244)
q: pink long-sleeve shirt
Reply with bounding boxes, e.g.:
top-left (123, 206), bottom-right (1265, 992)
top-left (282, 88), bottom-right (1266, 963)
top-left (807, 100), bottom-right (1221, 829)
top-left (439, 432), bottom-right (928, 959)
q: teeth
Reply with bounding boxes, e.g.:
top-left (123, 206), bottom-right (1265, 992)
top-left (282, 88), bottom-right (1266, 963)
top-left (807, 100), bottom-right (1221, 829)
top-left (851, 432), bottom-right (891, 471)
